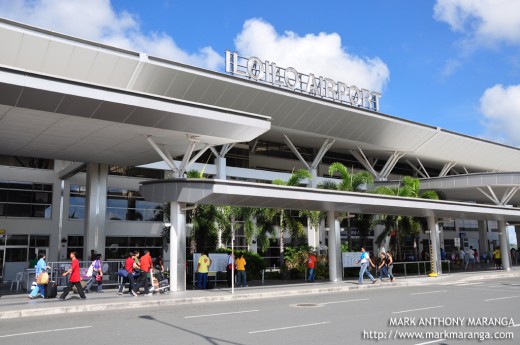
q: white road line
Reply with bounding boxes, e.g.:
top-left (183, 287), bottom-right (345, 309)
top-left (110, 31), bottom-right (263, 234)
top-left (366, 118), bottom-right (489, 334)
top-left (454, 282), bottom-right (483, 286)
top-left (0, 326), bottom-right (92, 338)
top-left (415, 339), bottom-right (447, 345)
top-left (484, 296), bottom-right (520, 302)
top-left (392, 306), bottom-right (444, 314)
top-left (410, 290), bottom-right (447, 295)
top-left (249, 321), bottom-right (330, 334)
top-left (184, 310), bottom-right (259, 318)
top-left (322, 298), bottom-right (369, 304)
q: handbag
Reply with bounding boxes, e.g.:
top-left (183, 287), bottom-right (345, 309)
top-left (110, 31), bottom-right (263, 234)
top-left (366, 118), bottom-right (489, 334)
top-left (96, 274), bottom-right (103, 282)
top-left (86, 264), bottom-right (94, 277)
top-left (37, 271), bottom-right (49, 285)
top-left (117, 268), bottom-right (129, 278)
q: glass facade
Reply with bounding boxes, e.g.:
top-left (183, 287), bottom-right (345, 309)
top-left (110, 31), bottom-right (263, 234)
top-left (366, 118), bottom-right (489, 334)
top-left (69, 185), bottom-right (163, 222)
top-left (0, 180), bottom-right (53, 218)
top-left (105, 236), bottom-right (162, 259)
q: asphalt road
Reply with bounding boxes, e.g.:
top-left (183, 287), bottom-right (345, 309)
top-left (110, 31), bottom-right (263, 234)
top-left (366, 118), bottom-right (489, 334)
top-left (1, 277), bottom-right (519, 345)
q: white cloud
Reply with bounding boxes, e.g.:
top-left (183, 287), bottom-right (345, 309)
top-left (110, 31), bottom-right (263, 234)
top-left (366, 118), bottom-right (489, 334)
top-left (434, 0), bottom-right (520, 46)
top-left (234, 19), bottom-right (389, 93)
top-left (0, 0), bottom-right (221, 70)
top-left (479, 84), bottom-right (520, 146)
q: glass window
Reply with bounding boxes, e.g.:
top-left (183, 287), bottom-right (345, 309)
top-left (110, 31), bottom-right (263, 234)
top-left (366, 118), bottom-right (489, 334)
top-left (6, 234), bottom-right (29, 246)
top-left (105, 236), bottom-right (162, 260)
top-left (5, 248), bottom-right (28, 262)
top-left (0, 180), bottom-right (53, 219)
top-left (107, 188), bottom-right (163, 222)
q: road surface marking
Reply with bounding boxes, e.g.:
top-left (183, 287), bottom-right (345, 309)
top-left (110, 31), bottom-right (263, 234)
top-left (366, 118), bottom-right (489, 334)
top-left (249, 321), bottom-right (330, 334)
top-left (454, 282), bottom-right (483, 286)
top-left (484, 296), bottom-right (520, 302)
top-left (0, 326), bottom-right (92, 338)
top-left (392, 306), bottom-right (444, 314)
top-left (184, 310), bottom-right (259, 318)
top-left (411, 290), bottom-right (447, 295)
top-left (322, 298), bottom-right (369, 304)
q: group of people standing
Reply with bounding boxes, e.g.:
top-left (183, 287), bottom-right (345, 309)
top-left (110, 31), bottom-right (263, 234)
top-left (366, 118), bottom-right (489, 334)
top-left (356, 248), bottom-right (395, 285)
top-left (117, 250), bottom-right (159, 296)
top-left (194, 252), bottom-right (248, 290)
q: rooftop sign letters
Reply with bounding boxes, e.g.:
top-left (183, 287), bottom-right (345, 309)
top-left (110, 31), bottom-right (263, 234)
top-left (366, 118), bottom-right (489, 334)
top-left (225, 50), bottom-right (381, 112)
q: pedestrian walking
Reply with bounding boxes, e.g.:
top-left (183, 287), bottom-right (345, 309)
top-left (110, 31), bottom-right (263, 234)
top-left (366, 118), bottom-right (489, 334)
top-left (59, 252), bottom-right (86, 301)
top-left (378, 252), bottom-right (390, 282)
top-left (85, 254), bottom-right (103, 293)
top-left (196, 251), bottom-right (212, 289)
top-left (28, 253), bottom-right (50, 299)
top-left (386, 251), bottom-right (396, 282)
top-left (355, 248), bottom-right (376, 285)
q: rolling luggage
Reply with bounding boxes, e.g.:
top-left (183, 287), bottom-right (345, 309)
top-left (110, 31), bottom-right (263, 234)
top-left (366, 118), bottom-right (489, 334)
top-left (45, 281), bottom-right (58, 298)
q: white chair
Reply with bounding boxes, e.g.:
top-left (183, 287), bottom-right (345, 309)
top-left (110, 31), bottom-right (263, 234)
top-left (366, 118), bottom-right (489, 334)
top-left (10, 272), bottom-right (23, 291)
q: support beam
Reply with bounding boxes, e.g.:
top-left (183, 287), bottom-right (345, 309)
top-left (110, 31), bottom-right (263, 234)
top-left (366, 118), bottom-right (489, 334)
top-left (283, 134), bottom-right (310, 170)
top-left (58, 162), bottom-right (86, 180)
top-left (170, 201), bottom-right (187, 291)
top-left (405, 159), bottom-right (430, 178)
top-left (210, 144), bottom-right (234, 180)
top-left (283, 134), bottom-right (334, 187)
top-left (178, 135), bottom-right (199, 176)
top-left (439, 161), bottom-right (457, 177)
top-left (351, 148), bottom-right (403, 181)
top-left (146, 136), bottom-right (179, 173)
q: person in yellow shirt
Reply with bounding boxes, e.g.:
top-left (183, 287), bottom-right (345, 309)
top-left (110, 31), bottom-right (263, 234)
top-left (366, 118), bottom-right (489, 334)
top-left (196, 251), bottom-right (212, 289)
top-left (236, 253), bottom-right (247, 287)
top-left (493, 247), bottom-right (502, 270)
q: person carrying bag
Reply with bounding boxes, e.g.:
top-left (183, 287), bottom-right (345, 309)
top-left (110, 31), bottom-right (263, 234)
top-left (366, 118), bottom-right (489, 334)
top-left (29, 253), bottom-right (51, 299)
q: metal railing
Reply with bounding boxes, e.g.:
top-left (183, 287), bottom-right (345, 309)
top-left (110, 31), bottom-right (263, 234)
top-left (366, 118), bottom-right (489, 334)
top-left (386, 260), bottom-right (451, 278)
top-left (47, 260), bottom-right (123, 290)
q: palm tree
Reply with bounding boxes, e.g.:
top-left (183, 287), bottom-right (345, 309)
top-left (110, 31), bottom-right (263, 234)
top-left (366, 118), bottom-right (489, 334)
top-left (373, 176), bottom-right (439, 259)
top-left (328, 162), bottom-right (374, 248)
top-left (272, 169), bottom-right (312, 265)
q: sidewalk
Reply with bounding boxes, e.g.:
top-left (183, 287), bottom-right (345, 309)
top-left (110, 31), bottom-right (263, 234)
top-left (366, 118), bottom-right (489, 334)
top-left (1, 268), bottom-right (519, 320)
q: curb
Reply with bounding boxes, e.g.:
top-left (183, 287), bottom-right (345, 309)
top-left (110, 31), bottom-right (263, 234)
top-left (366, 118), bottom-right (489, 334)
top-left (1, 271), bottom-right (517, 320)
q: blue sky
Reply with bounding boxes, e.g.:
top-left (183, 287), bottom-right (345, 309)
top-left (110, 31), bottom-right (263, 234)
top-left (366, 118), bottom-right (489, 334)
top-left (2, 0), bottom-right (520, 147)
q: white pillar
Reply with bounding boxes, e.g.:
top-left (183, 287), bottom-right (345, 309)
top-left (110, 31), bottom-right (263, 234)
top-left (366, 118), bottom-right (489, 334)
top-left (215, 156), bottom-right (227, 180)
top-left (327, 211), bottom-right (342, 282)
top-left (307, 218), bottom-right (318, 249)
top-left (427, 216), bottom-right (442, 275)
top-left (498, 220), bottom-right (511, 271)
top-left (84, 163), bottom-right (108, 260)
top-left (170, 201), bottom-right (187, 291)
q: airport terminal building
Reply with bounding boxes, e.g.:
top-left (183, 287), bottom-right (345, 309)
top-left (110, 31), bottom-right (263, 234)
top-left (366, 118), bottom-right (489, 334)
top-left (1, 18), bottom-right (520, 288)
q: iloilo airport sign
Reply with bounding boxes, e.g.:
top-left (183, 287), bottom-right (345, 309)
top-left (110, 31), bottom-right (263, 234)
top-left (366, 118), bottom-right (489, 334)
top-left (225, 50), bottom-right (381, 112)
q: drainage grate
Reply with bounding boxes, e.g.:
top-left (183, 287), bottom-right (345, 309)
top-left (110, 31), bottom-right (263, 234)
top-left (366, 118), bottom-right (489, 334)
top-left (290, 303), bottom-right (324, 308)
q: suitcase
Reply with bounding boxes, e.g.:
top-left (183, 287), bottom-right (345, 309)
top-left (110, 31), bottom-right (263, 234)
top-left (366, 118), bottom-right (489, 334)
top-left (45, 281), bottom-right (58, 298)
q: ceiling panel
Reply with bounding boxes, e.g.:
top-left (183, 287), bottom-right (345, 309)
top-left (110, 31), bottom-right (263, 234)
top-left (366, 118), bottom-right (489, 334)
top-left (86, 52), bottom-right (121, 85)
top-left (17, 88), bottom-right (64, 112)
top-left (56, 95), bottom-right (102, 117)
top-left (130, 63), bottom-right (160, 92)
top-left (93, 101), bottom-right (136, 122)
top-left (0, 83), bottom-right (23, 107)
top-left (145, 66), bottom-right (177, 96)
top-left (164, 72), bottom-right (195, 99)
top-left (108, 57), bottom-right (138, 88)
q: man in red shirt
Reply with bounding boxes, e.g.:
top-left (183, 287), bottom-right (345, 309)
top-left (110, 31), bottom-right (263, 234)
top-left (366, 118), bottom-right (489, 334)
top-left (136, 250), bottom-right (153, 296)
top-left (59, 251), bottom-right (86, 301)
top-left (118, 251), bottom-right (138, 296)
top-left (307, 251), bottom-right (317, 282)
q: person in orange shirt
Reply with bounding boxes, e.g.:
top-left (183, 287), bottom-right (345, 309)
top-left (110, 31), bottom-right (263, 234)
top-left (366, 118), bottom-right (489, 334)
top-left (307, 251), bottom-right (317, 282)
top-left (236, 253), bottom-right (247, 287)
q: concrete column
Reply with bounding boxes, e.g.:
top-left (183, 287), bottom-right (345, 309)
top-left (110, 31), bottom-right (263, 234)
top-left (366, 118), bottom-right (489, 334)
top-left (84, 163), bottom-right (108, 260)
top-left (215, 156), bottom-right (227, 180)
top-left (170, 201), bottom-right (187, 291)
top-left (498, 220), bottom-right (511, 271)
top-left (309, 168), bottom-right (318, 188)
top-left (427, 216), bottom-right (442, 275)
top-left (478, 220), bottom-right (488, 258)
top-left (327, 211), bottom-right (342, 282)
top-left (307, 218), bottom-right (318, 249)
